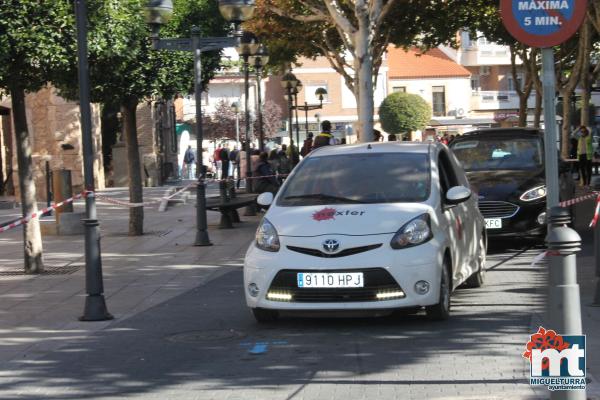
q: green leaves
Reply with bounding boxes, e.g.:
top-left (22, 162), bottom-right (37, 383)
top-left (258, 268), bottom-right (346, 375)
top-left (379, 92), bottom-right (431, 134)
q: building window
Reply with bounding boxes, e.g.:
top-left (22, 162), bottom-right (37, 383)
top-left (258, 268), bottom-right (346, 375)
top-left (392, 86), bottom-right (406, 93)
top-left (432, 86), bottom-right (446, 117)
top-left (471, 75), bottom-right (480, 92)
top-left (480, 66), bottom-right (491, 76)
top-left (477, 36), bottom-right (491, 46)
top-left (305, 83), bottom-right (328, 103)
top-left (508, 75), bottom-right (523, 91)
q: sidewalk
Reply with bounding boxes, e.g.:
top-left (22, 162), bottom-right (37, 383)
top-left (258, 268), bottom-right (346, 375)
top-left (0, 186), bottom-right (261, 365)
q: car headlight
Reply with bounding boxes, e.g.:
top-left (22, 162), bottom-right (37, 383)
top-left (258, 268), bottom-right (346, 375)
top-left (520, 185), bottom-right (546, 202)
top-left (390, 214), bottom-right (432, 249)
top-left (255, 218), bottom-right (280, 252)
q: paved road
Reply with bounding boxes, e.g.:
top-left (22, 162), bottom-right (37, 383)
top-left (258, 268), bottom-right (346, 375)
top-left (0, 240), bottom-right (549, 400)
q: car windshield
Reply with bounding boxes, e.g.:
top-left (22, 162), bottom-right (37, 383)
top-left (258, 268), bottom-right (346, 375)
top-left (450, 137), bottom-right (543, 171)
top-left (277, 152), bottom-right (430, 206)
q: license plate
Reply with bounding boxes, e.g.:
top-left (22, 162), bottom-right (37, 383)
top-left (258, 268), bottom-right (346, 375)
top-left (297, 272), bottom-right (364, 288)
top-left (485, 218), bottom-right (502, 229)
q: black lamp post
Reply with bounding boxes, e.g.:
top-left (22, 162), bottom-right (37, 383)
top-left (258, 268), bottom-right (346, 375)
top-left (249, 44), bottom-right (269, 152)
top-left (293, 80), bottom-right (302, 152)
top-left (235, 32), bottom-right (259, 196)
top-left (144, 0), bottom-right (255, 246)
top-left (296, 88), bottom-right (327, 138)
top-left (75, 0), bottom-right (112, 321)
top-left (281, 72), bottom-right (299, 162)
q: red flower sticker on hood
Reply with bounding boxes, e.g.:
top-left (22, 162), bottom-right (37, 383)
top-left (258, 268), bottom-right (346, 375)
top-left (312, 207), bottom-right (336, 221)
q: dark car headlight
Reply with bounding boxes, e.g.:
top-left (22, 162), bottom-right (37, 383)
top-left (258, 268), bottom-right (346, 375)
top-left (390, 214), bottom-right (433, 249)
top-left (520, 185), bottom-right (546, 202)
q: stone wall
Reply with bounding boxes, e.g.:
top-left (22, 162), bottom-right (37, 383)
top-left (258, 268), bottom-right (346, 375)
top-left (0, 86), bottom-right (104, 201)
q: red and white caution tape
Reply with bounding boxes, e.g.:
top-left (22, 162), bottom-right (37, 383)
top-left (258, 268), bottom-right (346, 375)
top-left (0, 191), bottom-right (87, 234)
top-left (590, 196), bottom-right (600, 228)
top-left (558, 192), bottom-right (599, 207)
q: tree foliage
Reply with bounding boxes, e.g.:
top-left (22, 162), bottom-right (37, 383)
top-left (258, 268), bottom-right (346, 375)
top-left (379, 92), bottom-right (431, 135)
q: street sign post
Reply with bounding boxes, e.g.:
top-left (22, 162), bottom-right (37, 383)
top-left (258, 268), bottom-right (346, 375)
top-left (501, 2), bottom-right (587, 399)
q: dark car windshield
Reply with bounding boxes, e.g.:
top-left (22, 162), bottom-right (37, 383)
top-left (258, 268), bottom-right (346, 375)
top-left (277, 152), bottom-right (430, 206)
top-left (450, 137), bottom-right (543, 171)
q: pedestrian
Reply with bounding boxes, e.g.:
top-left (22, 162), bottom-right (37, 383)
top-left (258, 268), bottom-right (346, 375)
top-left (254, 152), bottom-right (280, 195)
top-left (388, 133), bottom-right (397, 141)
top-left (219, 145), bottom-right (230, 179)
top-left (278, 144), bottom-right (292, 180)
top-left (238, 142), bottom-right (249, 189)
top-left (301, 132), bottom-right (313, 157)
top-left (373, 129), bottom-right (383, 142)
top-left (577, 125), bottom-right (593, 188)
top-left (183, 145), bottom-right (195, 179)
top-left (268, 148), bottom-right (280, 174)
top-left (213, 144), bottom-right (222, 178)
top-left (229, 146), bottom-right (239, 180)
top-left (313, 120), bottom-right (335, 149)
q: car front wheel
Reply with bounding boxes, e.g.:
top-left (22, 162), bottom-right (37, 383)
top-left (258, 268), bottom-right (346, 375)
top-left (426, 259), bottom-right (451, 321)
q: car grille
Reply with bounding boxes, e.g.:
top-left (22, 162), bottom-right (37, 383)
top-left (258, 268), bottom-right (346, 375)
top-left (286, 244), bottom-right (382, 258)
top-left (478, 201), bottom-right (519, 218)
top-left (267, 268), bottom-right (404, 302)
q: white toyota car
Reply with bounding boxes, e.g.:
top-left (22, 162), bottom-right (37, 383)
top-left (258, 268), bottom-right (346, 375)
top-left (244, 142), bottom-right (486, 322)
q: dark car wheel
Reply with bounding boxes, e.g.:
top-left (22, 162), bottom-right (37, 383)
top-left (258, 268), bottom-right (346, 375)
top-left (465, 233), bottom-right (486, 288)
top-left (426, 259), bottom-right (451, 321)
top-left (252, 308), bottom-right (279, 323)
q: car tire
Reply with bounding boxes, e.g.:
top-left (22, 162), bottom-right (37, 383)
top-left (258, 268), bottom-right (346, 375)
top-left (426, 259), bottom-right (451, 321)
top-left (252, 308), bottom-right (279, 323)
top-left (465, 233), bottom-right (486, 288)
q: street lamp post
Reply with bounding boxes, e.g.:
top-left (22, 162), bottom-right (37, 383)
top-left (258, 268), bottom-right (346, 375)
top-left (235, 32), bottom-right (259, 196)
top-left (298, 88), bottom-right (327, 137)
top-left (281, 72), bottom-right (299, 163)
top-left (231, 101), bottom-right (240, 148)
top-left (294, 81), bottom-right (302, 152)
top-left (144, 0), bottom-right (255, 246)
top-left (75, 0), bottom-right (112, 321)
top-left (249, 44), bottom-right (269, 152)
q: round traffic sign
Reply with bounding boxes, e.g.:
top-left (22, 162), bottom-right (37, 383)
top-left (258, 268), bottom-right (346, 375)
top-left (500, 0), bottom-right (588, 48)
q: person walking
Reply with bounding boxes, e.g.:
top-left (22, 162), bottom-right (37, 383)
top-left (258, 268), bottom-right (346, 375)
top-left (254, 152), bottom-right (280, 195)
top-left (183, 145), bottom-right (195, 179)
top-left (213, 144), bottom-right (222, 178)
top-left (301, 133), bottom-right (314, 157)
top-left (388, 133), bottom-right (397, 141)
top-left (313, 120), bottom-right (335, 149)
top-left (229, 146), bottom-right (239, 181)
top-left (577, 126), bottom-right (593, 188)
top-left (219, 145), bottom-right (230, 179)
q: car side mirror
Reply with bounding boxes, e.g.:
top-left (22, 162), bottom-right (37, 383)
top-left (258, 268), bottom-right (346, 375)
top-left (446, 186), bottom-right (471, 205)
top-left (257, 192), bottom-right (274, 206)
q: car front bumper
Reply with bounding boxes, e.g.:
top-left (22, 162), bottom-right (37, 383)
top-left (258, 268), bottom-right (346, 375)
top-left (243, 234), bottom-right (445, 311)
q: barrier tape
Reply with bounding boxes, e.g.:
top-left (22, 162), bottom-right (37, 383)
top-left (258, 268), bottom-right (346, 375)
top-left (558, 192), bottom-right (599, 207)
top-left (0, 192), bottom-right (87, 234)
top-left (590, 196), bottom-right (600, 228)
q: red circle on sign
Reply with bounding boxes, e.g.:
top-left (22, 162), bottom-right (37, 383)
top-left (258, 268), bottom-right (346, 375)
top-left (500, 0), bottom-right (587, 48)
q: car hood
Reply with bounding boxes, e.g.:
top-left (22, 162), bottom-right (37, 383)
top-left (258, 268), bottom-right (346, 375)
top-left (267, 203), bottom-right (433, 237)
top-left (466, 169), bottom-right (544, 201)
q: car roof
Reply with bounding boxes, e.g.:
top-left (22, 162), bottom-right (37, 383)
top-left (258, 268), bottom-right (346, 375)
top-left (457, 127), bottom-right (543, 138)
top-left (309, 141), bottom-right (441, 157)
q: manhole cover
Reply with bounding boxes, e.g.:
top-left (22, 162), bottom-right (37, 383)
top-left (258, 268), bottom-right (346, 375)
top-left (0, 265), bottom-right (82, 276)
top-left (165, 329), bottom-right (246, 343)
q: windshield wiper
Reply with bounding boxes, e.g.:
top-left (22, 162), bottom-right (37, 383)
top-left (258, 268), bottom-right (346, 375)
top-left (283, 193), bottom-right (367, 204)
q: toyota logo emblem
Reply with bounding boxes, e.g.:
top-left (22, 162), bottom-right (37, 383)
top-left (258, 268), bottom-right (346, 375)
top-left (322, 239), bottom-right (340, 253)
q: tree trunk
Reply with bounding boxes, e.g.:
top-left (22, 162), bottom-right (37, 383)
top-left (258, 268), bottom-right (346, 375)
top-left (561, 91), bottom-right (573, 159)
top-left (518, 89), bottom-right (531, 127)
top-left (534, 89), bottom-right (542, 128)
top-left (2, 115), bottom-right (15, 195)
top-left (121, 96), bottom-right (144, 236)
top-left (581, 17), bottom-right (591, 127)
top-left (10, 85), bottom-right (44, 273)
top-left (354, 18), bottom-right (374, 143)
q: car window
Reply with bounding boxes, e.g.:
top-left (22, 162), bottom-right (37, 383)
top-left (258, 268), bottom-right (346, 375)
top-left (450, 137), bottom-right (543, 171)
top-left (277, 152), bottom-right (431, 206)
top-left (438, 150), bottom-right (458, 197)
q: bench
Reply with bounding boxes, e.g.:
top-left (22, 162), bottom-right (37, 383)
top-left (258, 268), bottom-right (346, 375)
top-left (205, 193), bottom-right (257, 229)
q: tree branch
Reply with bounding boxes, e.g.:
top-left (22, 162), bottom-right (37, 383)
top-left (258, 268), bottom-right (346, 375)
top-left (268, 6), bottom-right (329, 22)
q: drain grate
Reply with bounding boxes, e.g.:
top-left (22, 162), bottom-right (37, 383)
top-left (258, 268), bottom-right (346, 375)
top-left (0, 264), bottom-right (83, 276)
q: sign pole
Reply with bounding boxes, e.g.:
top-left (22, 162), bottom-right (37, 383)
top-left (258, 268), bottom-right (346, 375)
top-left (541, 48), bottom-right (560, 208)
